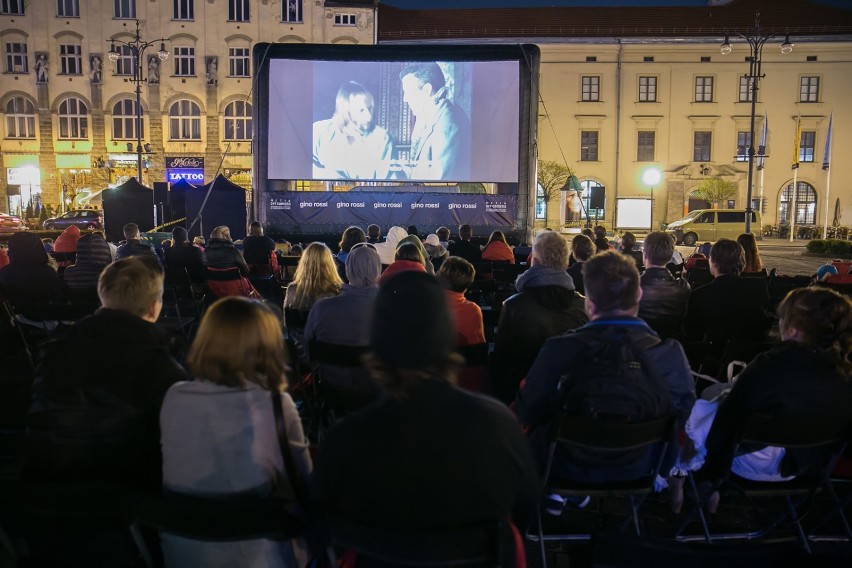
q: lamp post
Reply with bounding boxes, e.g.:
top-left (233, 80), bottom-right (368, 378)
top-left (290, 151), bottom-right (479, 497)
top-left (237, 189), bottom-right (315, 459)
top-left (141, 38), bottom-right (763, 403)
top-left (107, 20), bottom-right (169, 184)
top-left (720, 12), bottom-right (793, 234)
top-left (642, 167), bottom-right (661, 232)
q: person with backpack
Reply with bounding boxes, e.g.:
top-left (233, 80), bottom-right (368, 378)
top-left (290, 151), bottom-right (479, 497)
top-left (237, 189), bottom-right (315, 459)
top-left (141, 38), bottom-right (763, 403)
top-left (514, 251), bottom-right (695, 508)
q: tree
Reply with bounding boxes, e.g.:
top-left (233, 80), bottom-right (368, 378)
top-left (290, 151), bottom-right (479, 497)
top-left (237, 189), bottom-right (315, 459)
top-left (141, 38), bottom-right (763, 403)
top-left (25, 201), bottom-right (34, 221)
top-left (691, 177), bottom-right (738, 208)
top-left (38, 204), bottom-right (49, 228)
top-left (537, 160), bottom-right (572, 207)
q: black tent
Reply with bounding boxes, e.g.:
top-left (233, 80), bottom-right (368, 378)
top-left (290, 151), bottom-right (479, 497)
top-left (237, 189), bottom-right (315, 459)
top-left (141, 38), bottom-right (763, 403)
top-left (102, 177), bottom-right (154, 242)
top-left (166, 178), bottom-right (196, 228)
top-left (185, 174), bottom-right (248, 239)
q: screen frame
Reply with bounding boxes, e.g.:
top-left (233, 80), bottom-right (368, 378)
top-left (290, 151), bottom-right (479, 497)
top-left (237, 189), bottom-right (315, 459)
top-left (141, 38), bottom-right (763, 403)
top-left (252, 43), bottom-right (540, 235)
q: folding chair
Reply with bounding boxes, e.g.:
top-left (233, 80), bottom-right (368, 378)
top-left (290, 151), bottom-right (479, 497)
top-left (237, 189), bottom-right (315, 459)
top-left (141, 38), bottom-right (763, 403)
top-left (677, 413), bottom-right (850, 554)
top-left (325, 515), bottom-right (509, 567)
top-left (131, 491), bottom-right (304, 568)
top-left (526, 414), bottom-right (674, 565)
top-left (456, 342), bottom-right (492, 394)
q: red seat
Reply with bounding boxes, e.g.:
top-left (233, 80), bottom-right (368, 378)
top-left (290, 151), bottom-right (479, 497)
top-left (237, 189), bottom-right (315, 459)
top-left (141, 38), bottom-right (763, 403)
top-left (205, 267), bottom-right (258, 299)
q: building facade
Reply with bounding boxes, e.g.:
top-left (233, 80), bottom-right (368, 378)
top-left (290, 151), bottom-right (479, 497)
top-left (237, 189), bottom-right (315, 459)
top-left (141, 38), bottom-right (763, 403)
top-left (0, 0), bottom-right (375, 216)
top-left (378, 0), bottom-right (852, 234)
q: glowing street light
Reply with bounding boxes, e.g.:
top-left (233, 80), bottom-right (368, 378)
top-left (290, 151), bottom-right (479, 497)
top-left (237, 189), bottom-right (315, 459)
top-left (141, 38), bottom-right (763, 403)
top-left (642, 167), bottom-right (661, 231)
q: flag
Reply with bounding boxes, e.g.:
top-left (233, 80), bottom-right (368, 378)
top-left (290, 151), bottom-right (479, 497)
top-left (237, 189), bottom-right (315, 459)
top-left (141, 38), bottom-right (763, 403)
top-left (757, 112), bottom-right (768, 170)
top-left (822, 112), bottom-right (833, 171)
top-left (791, 114), bottom-right (801, 170)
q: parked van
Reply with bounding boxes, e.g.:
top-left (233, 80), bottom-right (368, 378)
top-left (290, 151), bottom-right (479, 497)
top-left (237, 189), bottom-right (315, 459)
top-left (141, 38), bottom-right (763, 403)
top-left (666, 209), bottom-right (761, 246)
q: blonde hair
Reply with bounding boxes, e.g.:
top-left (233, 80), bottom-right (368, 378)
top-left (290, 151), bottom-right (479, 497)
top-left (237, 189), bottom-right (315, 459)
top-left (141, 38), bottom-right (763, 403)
top-left (98, 257), bottom-right (163, 317)
top-left (210, 225), bottom-right (232, 241)
top-left (285, 242), bottom-right (342, 310)
top-left (188, 297), bottom-right (288, 390)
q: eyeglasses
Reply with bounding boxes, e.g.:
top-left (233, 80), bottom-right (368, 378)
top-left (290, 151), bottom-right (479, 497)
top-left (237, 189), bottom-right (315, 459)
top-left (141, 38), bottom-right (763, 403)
top-left (351, 242), bottom-right (377, 251)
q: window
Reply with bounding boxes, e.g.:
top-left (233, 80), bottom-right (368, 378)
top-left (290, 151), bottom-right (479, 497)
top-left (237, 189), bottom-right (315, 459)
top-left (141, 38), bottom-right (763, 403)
top-left (751, 197), bottom-right (766, 214)
top-left (223, 100), bottom-right (252, 140)
top-left (581, 76), bottom-right (600, 102)
top-left (334, 13), bottom-right (356, 26)
top-left (57, 0), bottom-right (79, 17)
top-left (228, 0), bottom-right (249, 21)
top-left (4, 42), bottom-right (27, 73)
top-left (638, 76), bottom-right (656, 102)
top-left (114, 0), bottom-right (136, 19)
top-left (174, 46), bottom-right (195, 76)
top-left (535, 184), bottom-right (546, 220)
top-left (112, 99), bottom-right (142, 140)
top-left (693, 131), bottom-right (711, 161)
top-left (579, 179), bottom-right (605, 220)
top-left (736, 131), bottom-right (751, 162)
top-left (637, 131), bottom-right (655, 162)
top-left (169, 99), bottom-right (201, 140)
top-left (738, 76), bottom-right (753, 102)
top-left (114, 45), bottom-right (136, 76)
top-left (580, 131), bottom-right (598, 161)
top-left (283, 0), bottom-right (302, 23)
top-left (58, 97), bottom-right (88, 139)
top-left (0, 0), bottom-right (25, 15)
top-left (5, 97), bottom-right (36, 138)
top-left (59, 44), bottom-right (82, 75)
top-left (779, 181), bottom-right (816, 225)
top-left (228, 47), bottom-right (249, 77)
top-left (799, 131), bottom-right (816, 163)
top-left (800, 77), bottom-right (819, 102)
top-left (173, 0), bottom-right (194, 20)
top-left (695, 76), bottom-right (714, 102)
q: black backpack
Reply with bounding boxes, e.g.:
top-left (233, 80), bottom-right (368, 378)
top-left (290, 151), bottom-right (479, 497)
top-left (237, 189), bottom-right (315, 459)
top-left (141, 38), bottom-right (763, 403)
top-left (559, 326), bottom-right (670, 424)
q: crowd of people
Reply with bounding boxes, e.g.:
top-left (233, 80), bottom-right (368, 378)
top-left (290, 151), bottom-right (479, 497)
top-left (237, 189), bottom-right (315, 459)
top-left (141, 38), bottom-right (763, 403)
top-left (1, 220), bottom-right (850, 566)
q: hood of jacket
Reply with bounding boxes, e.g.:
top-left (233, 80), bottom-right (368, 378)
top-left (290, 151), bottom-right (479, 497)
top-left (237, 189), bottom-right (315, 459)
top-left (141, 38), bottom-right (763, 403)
top-left (515, 265), bottom-right (575, 292)
top-left (74, 234), bottom-right (112, 267)
top-left (8, 231), bottom-right (50, 266)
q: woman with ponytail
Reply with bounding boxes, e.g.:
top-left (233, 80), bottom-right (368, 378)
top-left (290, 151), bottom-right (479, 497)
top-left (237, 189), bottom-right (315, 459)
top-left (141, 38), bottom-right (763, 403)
top-left (701, 287), bottom-right (852, 486)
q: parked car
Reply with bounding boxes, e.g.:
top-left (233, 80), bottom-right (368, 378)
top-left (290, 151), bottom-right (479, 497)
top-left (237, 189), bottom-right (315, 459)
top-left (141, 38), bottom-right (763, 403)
top-left (43, 209), bottom-right (103, 231)
top-left (665, 209), bottom-right (762, 246)
top-left (0, 212), bottom-right (26, 232)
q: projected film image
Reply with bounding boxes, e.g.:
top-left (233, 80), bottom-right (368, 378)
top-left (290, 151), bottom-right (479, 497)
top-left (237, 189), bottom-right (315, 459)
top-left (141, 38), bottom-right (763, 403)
top-left (267, 59), bottom-right (520, 184)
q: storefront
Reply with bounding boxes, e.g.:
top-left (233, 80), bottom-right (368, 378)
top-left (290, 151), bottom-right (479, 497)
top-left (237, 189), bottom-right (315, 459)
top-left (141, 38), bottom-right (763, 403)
top-left (56, 154), bottom-right (94, 212)
top-left (166, 157), bottom-right (205, 184)
top-left (107, 154), bottom-right (145, 188)
top-left (5, 155), bottom-right (42, 217)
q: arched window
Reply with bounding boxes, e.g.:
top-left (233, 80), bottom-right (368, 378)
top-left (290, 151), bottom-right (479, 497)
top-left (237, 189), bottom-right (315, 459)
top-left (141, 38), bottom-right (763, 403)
top-left (223, 100), bottom-right (252, 140)
top-left (779, 181), bottom-right (817, 225)
top-left (564, 179), bottom-right (605, 222)
top-left (58, 97), bottom-right (88, 139)
top-left (169, 99), bottom-right (201, 140)
top-left (112, 99), bottom-right (142, 140)
top-left (5, 97), bottom-right (36, 138)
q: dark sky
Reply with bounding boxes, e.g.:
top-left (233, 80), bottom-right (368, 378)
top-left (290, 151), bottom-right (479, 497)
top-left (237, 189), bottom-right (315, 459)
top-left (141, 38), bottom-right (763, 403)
top-left (381, 0), bottom-right (849, 9)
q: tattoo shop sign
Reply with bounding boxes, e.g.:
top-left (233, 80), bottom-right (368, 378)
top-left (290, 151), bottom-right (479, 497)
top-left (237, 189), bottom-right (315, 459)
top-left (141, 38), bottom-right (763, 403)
top-left (166, 156), bottom-right (205, 183)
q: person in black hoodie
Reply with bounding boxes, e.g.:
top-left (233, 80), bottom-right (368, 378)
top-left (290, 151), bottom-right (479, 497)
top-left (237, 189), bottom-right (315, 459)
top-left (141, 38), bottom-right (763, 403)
top-left (492, 231), bottom-right (587, 404)
top-left (0, 231), bottom-right (66, 304)
top-left (164, 226), bottom-right (205, 283)
top-left (203, 225), bottom-right (249, 276)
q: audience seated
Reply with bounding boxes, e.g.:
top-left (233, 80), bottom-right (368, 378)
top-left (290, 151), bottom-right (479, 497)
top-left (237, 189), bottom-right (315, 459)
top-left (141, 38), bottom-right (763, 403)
top-left (737, 232), bottom-right (765, 275)
top-left (0, 231), bottom-right (67, 304)
top-left (335, 225), bottom-right (366, 266)
top-left (436, 226), bottom-right (451, 248)
top-left (423, 233), bottom-right (449, 272)
top-left (492, 231), bottom-right (587, 404)
top-left (515, 251), bottom-right (695, 484)
top-left (374, 225), bottom-right (408, 266)
top-left (378, 242), bottom-right (427, 286)
top-left (437, 256), bottom-right (485, 347)
top-left (366, 223), bottom-right (381, 244)
top-left (619, 231), bottom-right (644, 270)
top-left (24, 256), bottom-right (187, 489)
top-left (159, 297), bottom-right (310, 565)
top-left (638, 231), bottom-right (691, 341)
top-left (447, 224), bottom-right (482, 265)
top-left (481, 230), bottom-right (515, 264)
top-left (567, 234), bottom-right (594, 295)
top-left (116, 222), bottom-right (159, 261)
top-left (164, 226), bottom-right (205, 283)
top-left (0, 244), bottom-right (8, 270)
top-left (241, 221), bottom-right (278, 276)
top-left (63, 233), bottom-right (112, 291)
top-left (684, 239), bottom-right (771, 356)
top-left (304, 243), bottom-right (381, 393)
top-left (397, 233), bottom-right (435, 274)
top-left (203, 225), bottom-right (249, 276)
top-left (592, 225), bottom-right (610, 253)
top-left (284, 242), bottom-right (342, 313)
top-left (52, 225), bottom-right (81, 255)
top-left (698, 288), bottom-right (852, 508)
top-left (313, 271), bottom-right (538, 533)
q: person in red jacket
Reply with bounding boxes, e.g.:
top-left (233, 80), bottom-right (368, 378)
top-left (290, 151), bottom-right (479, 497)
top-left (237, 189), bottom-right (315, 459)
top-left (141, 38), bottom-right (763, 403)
top-left (481, 230), bottom-right (515, 264)
top-left (378, 242), bottom-right (426, 285)
top-left (53, 225), bottom-right (81, 253)
top-left (437, 256), bottom-right (485, 346)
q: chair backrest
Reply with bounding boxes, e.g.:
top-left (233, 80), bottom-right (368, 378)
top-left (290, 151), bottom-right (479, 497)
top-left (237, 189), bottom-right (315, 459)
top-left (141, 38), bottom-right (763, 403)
top-left (740, 414), bottom-right (848, 450)
top-left (205, 266), bottom-right (242, 282)
top-left (824, 273), bottom-right (852, 284)
top-left (554, 414), bottom-right (674, 452)
top-left (326, 516), bottom-right (503, 567)
top-left (308, 340), bottom-right (369, 368)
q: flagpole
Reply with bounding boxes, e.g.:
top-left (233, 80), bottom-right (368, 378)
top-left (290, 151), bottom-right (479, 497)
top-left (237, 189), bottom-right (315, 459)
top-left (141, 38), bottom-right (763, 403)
top-left (822, 112), bottom-right (833, 239)
top-left (824, 166), bottom-right (832, 239)
top-left (789, 114), bottom-right (801, 243)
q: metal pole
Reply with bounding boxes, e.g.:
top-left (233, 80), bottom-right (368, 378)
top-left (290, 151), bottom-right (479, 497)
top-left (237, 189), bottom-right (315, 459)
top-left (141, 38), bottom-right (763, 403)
top-left (744, 41), bottom-right (761, 235)
top-left (135, 49), bottom-right (143, 182)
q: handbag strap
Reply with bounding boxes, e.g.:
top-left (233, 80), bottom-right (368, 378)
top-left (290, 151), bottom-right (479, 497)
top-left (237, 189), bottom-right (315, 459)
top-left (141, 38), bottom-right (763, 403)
top-left (271, 390), bottom-right (308, 505)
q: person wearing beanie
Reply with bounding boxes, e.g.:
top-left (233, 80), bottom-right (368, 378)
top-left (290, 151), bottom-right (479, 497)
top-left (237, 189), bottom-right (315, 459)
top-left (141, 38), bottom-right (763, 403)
top-left (304, 243), bottom-right (382, 394)
top-left (63, 233), bottom-right (112, 291)
top-left (816, 262), bottom-right (839, 282)
top-left (423, 233), bottom-right (449, 272)
top-left (492, 231), bottom-right (587, 404)
top-left (377, 242), bottom-right (427, 286)
top-left (313, 271), bottom-right (538, 545)
top-left (164, 226), bottom-right (205, 283)
top-left (53, 224), bottom-right (81, 254)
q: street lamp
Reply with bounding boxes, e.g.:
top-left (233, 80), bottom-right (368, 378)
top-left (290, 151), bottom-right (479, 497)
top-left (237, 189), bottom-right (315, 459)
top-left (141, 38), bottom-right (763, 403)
top-left (720, 12), bottom-right (792, 234)
top-left (642, 167), bottom-right (661, 231)
top-left (107, 20), bottom-right (168, 184)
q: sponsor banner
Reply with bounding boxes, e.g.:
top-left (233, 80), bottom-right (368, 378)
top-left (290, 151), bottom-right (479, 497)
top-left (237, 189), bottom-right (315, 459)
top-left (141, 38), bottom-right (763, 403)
top-left (265, 192), bottom-right (515, 228)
